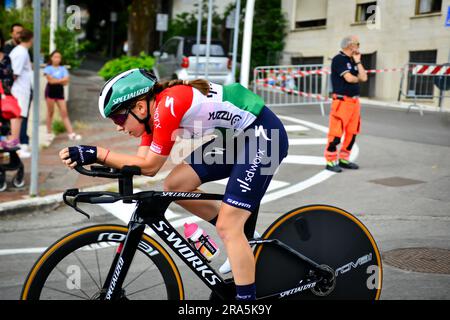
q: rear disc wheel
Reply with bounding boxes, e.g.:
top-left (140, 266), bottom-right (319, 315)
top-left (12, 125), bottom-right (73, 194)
top-left (254, 205), bottom-right (382, 300)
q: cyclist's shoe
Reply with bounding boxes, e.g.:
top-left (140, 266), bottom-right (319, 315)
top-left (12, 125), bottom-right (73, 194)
top-left (325, 161), bottom-right (342, 173)
top-left (219, 231), bottom-right (260, 275)
top-left (339, 159), bottom-right (359, 170)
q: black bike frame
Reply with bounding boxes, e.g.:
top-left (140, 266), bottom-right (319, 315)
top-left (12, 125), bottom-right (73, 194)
top-left (97, 191), bottom-right (327, 301)
top-left (101, 191), bottom-right (233, 300)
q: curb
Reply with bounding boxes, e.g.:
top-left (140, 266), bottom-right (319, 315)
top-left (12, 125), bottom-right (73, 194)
top-left (0, 171), bottom-right (170, 217)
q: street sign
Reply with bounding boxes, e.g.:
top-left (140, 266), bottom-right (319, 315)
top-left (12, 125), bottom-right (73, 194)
top-left (446, 6), bottom-right (450, 27)
top-left (156, 13), bottom-right (169, 32)
top-left (226, 10), bottom-right (236, 29)
top-left (110, 12), bottom-right (117, 23)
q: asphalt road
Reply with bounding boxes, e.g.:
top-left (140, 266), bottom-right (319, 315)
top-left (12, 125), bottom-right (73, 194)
top-left (0, 103), bottom-right (449, 300)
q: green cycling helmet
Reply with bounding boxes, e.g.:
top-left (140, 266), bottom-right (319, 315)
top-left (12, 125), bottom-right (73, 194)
top-left (98, 68), bottom-right (157, 118)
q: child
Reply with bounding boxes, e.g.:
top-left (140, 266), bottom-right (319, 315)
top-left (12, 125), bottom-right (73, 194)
top-left (44, 50), bottom-right (81, 141)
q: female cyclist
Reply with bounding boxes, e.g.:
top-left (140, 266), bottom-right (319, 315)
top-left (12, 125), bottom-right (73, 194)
top-left (59, 68), bottom-right (289, 300)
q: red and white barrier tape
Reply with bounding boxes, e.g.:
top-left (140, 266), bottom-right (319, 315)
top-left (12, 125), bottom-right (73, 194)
top-left (412, 65), bottom-right (450, 75)
top-left (255, 64), bottom-right (450, 101)
top-left (260, 83), bottom-right (330, 101)
top-left (257, 64), bottom-right (450, 80)
top-left (255, 67), bottom-right (410, 84)
top-left (366, 68), bottom-right (404, 73)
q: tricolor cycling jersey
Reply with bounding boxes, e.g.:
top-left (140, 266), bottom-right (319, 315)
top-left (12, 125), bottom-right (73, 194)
top-left (140, 82), bottom-right (265, 156)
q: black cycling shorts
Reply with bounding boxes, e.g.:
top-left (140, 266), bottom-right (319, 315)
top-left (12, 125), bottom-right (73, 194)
top-left (186, 106), bottom-right (289, 212)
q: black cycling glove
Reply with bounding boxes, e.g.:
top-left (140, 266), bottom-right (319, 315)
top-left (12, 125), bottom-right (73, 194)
top-left (67, 145), bottom-right (97, 166)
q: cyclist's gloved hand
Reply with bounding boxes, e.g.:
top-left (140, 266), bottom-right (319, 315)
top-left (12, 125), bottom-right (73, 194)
top-left (67, 145), bottom-right (97, 166)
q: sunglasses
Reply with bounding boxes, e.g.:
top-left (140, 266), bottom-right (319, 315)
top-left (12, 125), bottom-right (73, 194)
top-left (110, 108), bottom-right (131, 126)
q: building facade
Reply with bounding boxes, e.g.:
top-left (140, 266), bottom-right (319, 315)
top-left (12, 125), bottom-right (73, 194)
top-left (281, 0), bottom-right (450, 103)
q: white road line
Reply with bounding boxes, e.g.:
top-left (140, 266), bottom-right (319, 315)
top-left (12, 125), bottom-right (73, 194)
top-left (262, 170), bottom-right (335, 204)
top-left (289, 138), bottom-right (327, 145)
top-left (261, 115), bottom-right (359, 203)
top-left (0, 248), bottom-right (46, 256)
top-left (283, 155), bottom-right (325, 166)
top-left (278, 115), bottom-right (329, 133)
top-left (284, 125), bottom-right (309, 132)
top-left (263, 148), bottom-right (359, 204)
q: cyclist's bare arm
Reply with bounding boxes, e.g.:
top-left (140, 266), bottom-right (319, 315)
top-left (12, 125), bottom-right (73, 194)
top-left (136, 146), bottom-right (150, 158)
top-left (97, 147), bottom-right (167, 176)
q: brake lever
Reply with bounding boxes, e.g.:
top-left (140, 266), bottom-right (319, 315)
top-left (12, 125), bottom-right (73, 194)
top-left (63, 189), bottom-right (91, 219)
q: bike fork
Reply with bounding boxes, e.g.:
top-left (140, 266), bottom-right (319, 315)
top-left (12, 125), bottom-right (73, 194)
top-left (100, 221), bottom-right (145, 300)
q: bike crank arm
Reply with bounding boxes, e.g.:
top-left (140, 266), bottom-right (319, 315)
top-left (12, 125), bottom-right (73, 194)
top-left (250, 238), bottom-right (323, 270)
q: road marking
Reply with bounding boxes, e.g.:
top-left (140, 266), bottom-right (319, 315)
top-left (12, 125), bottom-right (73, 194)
top-left (289, 138), bottom-right (327, 145)
top-left (284, 125), bottom-right (309, 132)
top-left (0, 248), bottom-right (46, 256)
top-left (278, 115), bottom-right (329, 133)
top-left (261, 170), bottom-right (335, 204)
top-left (261, 115), bottom-right (358, 203)
top-left (283, 155), bottom-right (325, 166)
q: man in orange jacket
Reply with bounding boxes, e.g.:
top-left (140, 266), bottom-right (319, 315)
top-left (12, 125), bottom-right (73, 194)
top-left (325, 35), bottom-right (368, 173)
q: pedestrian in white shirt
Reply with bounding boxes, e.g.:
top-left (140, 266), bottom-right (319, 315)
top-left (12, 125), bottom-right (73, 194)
top-left (9, 29), bottom-right (33, 158)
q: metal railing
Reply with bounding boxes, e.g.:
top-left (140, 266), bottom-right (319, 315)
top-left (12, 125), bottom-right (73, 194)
top-left (398, 62), bottom-right (450, 116)
top-left (253, 64), bottom-right (330, 116)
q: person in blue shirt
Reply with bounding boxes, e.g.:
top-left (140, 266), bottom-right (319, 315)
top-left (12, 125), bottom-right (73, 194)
top-left (44, 50), bottom-right (81, 141)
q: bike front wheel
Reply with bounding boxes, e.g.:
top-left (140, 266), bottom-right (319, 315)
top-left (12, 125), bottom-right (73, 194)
top-left (21, 224), bottom-right (184, 300)
top-left (254, 205), bottom-right (383, 300)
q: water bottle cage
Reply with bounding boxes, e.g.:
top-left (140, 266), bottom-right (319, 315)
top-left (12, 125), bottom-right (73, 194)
top-left (189, 236), bottom-right (210, 252)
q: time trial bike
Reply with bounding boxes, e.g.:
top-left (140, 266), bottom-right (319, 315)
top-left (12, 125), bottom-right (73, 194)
top-left (21, 165), bottom-right (383, 300)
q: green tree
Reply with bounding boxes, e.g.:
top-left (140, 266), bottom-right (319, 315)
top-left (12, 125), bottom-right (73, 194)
top-left (251, 0), bottom-right (288, 68)
top-left (127, 0), bottom-right (157, 56)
